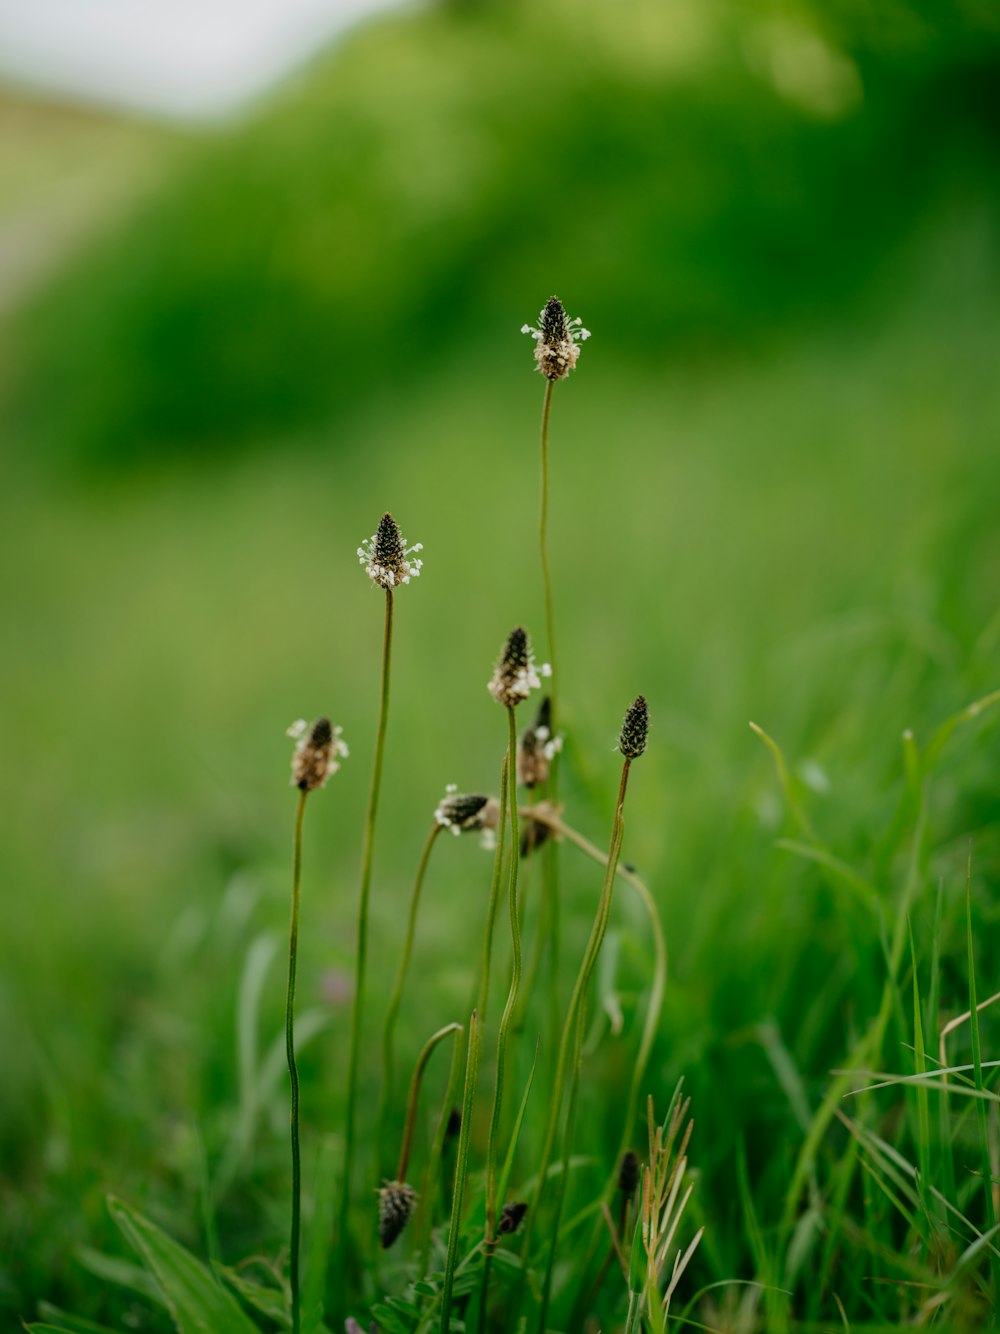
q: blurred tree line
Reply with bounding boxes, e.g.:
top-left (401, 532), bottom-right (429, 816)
top-left (9, 0), bottom-right (1000, 468)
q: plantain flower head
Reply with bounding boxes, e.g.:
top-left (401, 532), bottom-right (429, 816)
top-left (358, 512), bottom-right (423, 590)
top-left (617, 696), bottom-right (649, 760)
top-left (287, 717), bottom-right (348, 791)
top-left (434, 786), bottom-right (501, 838)
top-left (521, 295), bottom-right (590, 380)
top-left (487, 627), bottom-right (551, 709)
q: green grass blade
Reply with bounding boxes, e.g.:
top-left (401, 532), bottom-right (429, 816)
top-left (108, 1196), bottom-right (260, 1334)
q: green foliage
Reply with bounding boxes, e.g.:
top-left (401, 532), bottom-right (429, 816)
top-left (8, 0), bottom-right (1000, 468)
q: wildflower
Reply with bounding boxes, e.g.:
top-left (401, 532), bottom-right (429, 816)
top-left (287, 717), bottom-right (348, 791)
top-left (521, 295), bottom-right (590, 381)
top-left (497, 1200), bottom-right (528, 1236)
top-left (617, 695), bottom-right (649, 760)
top-left (487, 627), bottom-right (551, 709)
top-left (434, 785), bottom-right (501, 837)
top-left (378, 1180), bottom-right (417, 1249)
top-left (357, 512), bottom-right (423, 589)
top-left (517, 695), bottom-right (562, 788)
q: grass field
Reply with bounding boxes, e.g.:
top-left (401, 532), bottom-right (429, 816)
top-left (2, 3), bottom-right (1000, 1329)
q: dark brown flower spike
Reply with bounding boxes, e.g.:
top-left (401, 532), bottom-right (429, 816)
top-left (497, 1200), bottom-right (528, 1235)
top-left (357, 512), bottom-right (423, 589)
top-left (378, 1180), bottom-right (417, 1249)
top-left (521, 296), bottom-right (591, 380)
top-left (487, 627), bottom-right (551, 708)
top-left (618, 695), bottom-right (649, 760)
top-left (287, 716), bottom-right (348, 791)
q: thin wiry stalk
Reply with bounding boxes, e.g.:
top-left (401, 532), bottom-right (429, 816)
top-left (285, 788), bottom-right (308, 1334)
top-left (531, 808), bottom-right (665, 1328)
top-left (538, 379), bottom-right (557, 702)
top-left (378, 822), bottom-right (444, 1174)
top-left (441, 1010), bottom-right (480, 1334)
top-left (337, 586), bottom-right (394, 1293)
top-left (396, 1023), bottom-right (463, 1184)
top-left (415, 1026), bottom-right (466, 1271)
top-left (480, 706), bottom-right (523, 1325)
top-left (537, 378), bottom-right (562, 1053)
top-left (478, 750), bottom-right (510, 1025)
top-left (523, 760), bottom-right (633, 1332)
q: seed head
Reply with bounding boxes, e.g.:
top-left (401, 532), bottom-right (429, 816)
top-left (488, 627), bottom-right (551, 708)
top-left (377, 1180), bottom-right (417, 1249)
top-left (617, 695), bottom-right (649, 760)
top-left (445, 1107), bottom-right (462, 1142)
top-left (497, 1200), bottom-right (528, 1236)
top-left (521, 295), bottom-right (591, 381)
top-left (517, 695), bottom-right (562, 788)
top-left (618, 1149), bottom-right (641, 1199)
top-left (287, 717), bottom-right (348, 791)
top-left (357, 512), bottom-right (423, 589)
top-left (434, 786), bottom-right (501, 837)
top-left (520, 800), bottom-right (560, 859)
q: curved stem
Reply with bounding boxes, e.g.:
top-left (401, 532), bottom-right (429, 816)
top-left (286, 789), bottom-right (308, 1334)
top-left (529, 807), bottom-right (667, 1175)
top-left (396, 1022), bottom-right (463, 1183)
top-left (441, 1010), bottom-right (480, 1334)
top-left (537, 810), bottom-right (666, 1330)
top-left (519, 761), bottom-right (632, 1326)
top-left (416, 1025), bottom-right (466, 1271)
top-left (378, 822), bottom-right (444, 1173)
top-left (337, 586), bottom-right (394, 1292)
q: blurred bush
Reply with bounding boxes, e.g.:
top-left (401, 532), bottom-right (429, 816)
top-left (8, 0), bottom-right (1000, 468)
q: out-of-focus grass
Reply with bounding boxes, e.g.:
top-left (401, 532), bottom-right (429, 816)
top-left (1, 200), bottom-right (998, 1321)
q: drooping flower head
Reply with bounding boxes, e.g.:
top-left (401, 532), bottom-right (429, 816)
top-left (358, 512), bottom-right (423, 589)
top-left (434, 786), bottom-right (501, 837)
top-left (487, 627), bottom-right (551, 709)
top-left (287, 717), bottom-right (348, 791)
top-left (617, 695), bottom-right (649, 760)
top-left (521, 295), bottom-right (591, 381)
top-left (517, 694), bottom-right (562, 788)
top-left (378, 1180), bottom-right (417, 1249)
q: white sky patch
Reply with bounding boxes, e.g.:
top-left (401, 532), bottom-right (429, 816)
top-left (0, 0), bottom-right (409, 120)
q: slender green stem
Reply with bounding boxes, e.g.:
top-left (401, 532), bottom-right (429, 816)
top-left (480, 707), bottom-right (522, 1328)
top-left (478, 750), bottom-right (510, 1026)
top-left (396, 1023), bottom-right (463, 1183)
top-left (539, 801), bottom-right (627, 1330)
top-left (538, 379), bottom-right (557, 706)
top-left (416, 1026), bottom-right (466, 1271)
top-left (286, 789), bottom-right (308, 1334)
top-left (529, 807), bottom-right (666, 1330)
top-left (442, 1010), bottom-right (480, 1334)
top-left (378, 822), bottom-right (444, 1174)
top-left (337, 587), bottom-right (394, 1293)
top-left (519, 761), bottom-right (632, 1321)
top-left (623, 1287), bottom-right (643, 1334)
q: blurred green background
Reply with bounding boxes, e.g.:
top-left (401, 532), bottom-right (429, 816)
top-left (2, 0), bottom-right (1000, 1324)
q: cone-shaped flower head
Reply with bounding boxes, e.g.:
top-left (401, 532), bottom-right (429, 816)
top-left (287, 717), bottom-right (348, 791)
top-left (434, 786), bottom-right (501, 837)
top-left (378, 1180), bottom-right (417, 1249)
top-left (488, 627), bottom-right (551, 708)
top-left (517, 694), bottom-right (562, 788)
top-left (521, 295), bottom-right (591, 380)
top-left (497, 1200), bottom-right (529, 1236)
top-left (617, 695), bottom-right (649, 760)
top-left (358, 512), bottom-right (423, 589)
